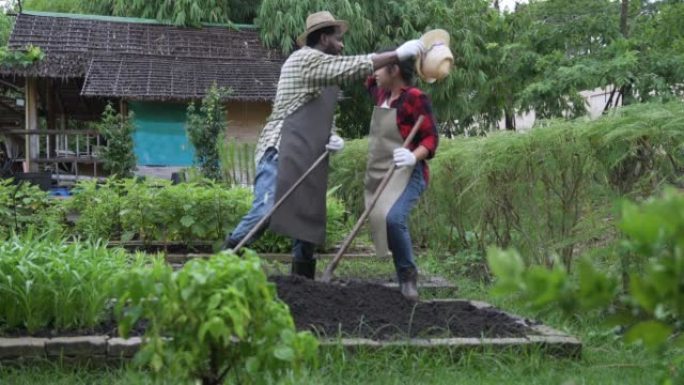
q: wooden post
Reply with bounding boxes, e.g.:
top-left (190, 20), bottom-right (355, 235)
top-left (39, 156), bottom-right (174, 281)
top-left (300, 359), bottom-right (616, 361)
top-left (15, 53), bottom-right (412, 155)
top-left (119, 99), bottom-right (128, 116)
top-left (24, 77), bottom-right (39, 172)
top-left (46, 79), bottom-right (57, 163)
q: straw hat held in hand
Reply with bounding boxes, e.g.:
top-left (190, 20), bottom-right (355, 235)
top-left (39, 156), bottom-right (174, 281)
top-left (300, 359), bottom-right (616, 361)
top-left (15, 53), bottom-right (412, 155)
top-left (416, 29), bottom-right (454, 83)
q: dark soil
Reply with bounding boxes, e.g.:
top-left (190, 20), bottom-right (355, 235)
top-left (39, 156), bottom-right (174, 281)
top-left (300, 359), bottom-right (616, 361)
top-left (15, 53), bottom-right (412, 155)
top-left (1, 277), bottom-right (534, 342)
top-left (117, 243), bottom-right (215, 254)
top-left (272, 275), bottom-right (536, 340)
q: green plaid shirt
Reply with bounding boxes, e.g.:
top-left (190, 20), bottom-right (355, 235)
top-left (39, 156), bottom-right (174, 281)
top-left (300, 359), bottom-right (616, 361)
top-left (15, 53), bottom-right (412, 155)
top-left (255, 46), bottom-right (373, 165)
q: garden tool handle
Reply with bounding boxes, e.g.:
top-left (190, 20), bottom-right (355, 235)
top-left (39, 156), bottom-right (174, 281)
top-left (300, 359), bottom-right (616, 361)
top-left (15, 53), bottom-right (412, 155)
top-left (321, 115), bottom-right (425, 282)
top-left (231, 150), bottom-right (331, 254)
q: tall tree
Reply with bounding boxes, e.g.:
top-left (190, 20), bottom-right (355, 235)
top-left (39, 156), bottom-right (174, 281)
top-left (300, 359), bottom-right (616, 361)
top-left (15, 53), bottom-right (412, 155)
top-left (477, 8), bottom-right (538, 131)
top-left (84, 0), bottom-right (260, 26)
top-left (20, 0), bottom-right (91, 13)
top-left (514, 0), bottom-right (683, 116)
top-left (20, 0), bottom-right (260, 25)
top-left (0, 10), bottom-right (13, 46)
top-left (620, 0), bottom-right (629, 37)
top-left (257, 0), bottom-right (501, 137)
top-left (512, 0), bottom-right (623, 119)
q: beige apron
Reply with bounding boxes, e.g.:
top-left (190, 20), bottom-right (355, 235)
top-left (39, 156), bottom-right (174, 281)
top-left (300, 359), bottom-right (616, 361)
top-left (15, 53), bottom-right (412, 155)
top-left (364, 106), bottom-right (415, 258)
top-left (270, 87), bottom-right (338, 245)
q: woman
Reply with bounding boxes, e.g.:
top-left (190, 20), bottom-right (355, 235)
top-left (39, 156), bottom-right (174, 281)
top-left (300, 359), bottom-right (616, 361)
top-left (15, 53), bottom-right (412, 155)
top-left (364, 56), bottom-right (439, 300)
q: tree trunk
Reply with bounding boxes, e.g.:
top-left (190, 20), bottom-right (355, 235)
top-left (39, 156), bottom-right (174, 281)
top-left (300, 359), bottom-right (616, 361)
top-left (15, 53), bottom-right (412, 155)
top-left (504, 109), bottom-right (516, 131)
top-left (620, 0), bottom-right (629, 38)
top-left (620, 0), bottom-right (633, 105)
top-left (620, 84), bottom-right (634, 106)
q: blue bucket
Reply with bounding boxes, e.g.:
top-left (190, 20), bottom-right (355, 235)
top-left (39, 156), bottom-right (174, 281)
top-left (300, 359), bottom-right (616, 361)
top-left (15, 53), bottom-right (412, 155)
top-left (48, 187), bottom-right (71, 197)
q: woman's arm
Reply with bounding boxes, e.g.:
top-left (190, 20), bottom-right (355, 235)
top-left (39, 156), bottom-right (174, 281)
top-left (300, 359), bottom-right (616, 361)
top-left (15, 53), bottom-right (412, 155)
top-left (406, 90), bottom-right (439, 159)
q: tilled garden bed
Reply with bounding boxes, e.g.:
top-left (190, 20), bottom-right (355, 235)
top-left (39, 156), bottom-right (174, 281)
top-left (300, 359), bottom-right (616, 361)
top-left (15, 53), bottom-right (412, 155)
top-left (0, 276), bottom-right (581, 360)
top-left (274, 276), bottom-right (530, 340)
top-left (107, 241), bottom-right (379, 261)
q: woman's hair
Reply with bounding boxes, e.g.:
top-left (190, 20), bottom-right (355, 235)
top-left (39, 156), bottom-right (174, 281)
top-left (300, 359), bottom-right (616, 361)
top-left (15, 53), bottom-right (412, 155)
top-left (306, 26), bottom-right (337, 47)
top-left (380, 47), bottom-right (415, 85)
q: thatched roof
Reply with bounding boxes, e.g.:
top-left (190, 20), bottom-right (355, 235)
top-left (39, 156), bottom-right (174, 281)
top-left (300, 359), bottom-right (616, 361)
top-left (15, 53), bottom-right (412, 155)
top-left (2, 11), bottom-right (284, 102)
top-left (82, 55), bottom-right (281, 101)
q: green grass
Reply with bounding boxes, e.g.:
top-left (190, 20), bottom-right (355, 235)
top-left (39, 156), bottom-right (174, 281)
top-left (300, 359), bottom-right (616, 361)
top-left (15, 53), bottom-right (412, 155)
top-left (0, 253), bottom-right (677, 384)
top-left (0, 317), bottom-right (666, 385)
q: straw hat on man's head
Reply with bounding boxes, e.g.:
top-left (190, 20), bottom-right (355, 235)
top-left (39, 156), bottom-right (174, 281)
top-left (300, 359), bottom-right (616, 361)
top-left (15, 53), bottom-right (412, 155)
top-left (297, 11), bottom-right (349, 47)
top-left (416, 29), bottom-right (454, 83)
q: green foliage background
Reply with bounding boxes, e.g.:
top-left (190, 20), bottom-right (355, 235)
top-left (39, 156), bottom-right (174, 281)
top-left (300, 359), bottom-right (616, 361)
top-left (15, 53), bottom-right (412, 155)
top-left (4, 0), bottom-right (682, 136)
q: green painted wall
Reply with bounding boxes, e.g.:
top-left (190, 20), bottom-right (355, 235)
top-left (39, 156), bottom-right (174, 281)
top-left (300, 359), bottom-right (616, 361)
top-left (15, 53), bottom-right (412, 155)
top-left (130, 102), bottom-right (195, 166)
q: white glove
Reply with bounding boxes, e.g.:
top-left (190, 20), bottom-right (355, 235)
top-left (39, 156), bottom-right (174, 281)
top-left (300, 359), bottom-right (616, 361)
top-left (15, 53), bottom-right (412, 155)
top-left (393, 148), bottom-right (416, 167)
top-left (395, 39), bottom-right (425, 61)
top-left (325, 134), bottom-right (345, 152)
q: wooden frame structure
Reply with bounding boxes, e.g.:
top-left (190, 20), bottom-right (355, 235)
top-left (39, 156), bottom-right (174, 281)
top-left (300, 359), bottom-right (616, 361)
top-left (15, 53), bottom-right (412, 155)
top-left (0, 11), bottom-right (284, 180)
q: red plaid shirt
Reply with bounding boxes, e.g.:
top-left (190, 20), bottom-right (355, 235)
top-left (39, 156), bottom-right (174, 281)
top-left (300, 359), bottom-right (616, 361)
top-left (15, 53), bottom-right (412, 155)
top-left (366, 77), bottom-right (439, 184)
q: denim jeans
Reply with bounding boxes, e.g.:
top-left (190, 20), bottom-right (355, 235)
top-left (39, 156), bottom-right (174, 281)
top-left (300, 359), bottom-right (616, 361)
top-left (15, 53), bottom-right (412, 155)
top-left (386, 162), bottom-right (426, 274)
top-left (227, 147), bottom-right (314, 261)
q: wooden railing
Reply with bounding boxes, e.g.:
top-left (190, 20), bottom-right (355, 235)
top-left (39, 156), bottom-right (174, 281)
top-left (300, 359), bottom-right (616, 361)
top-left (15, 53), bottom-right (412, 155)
top-left (3, 129), bottom-right (106, 181)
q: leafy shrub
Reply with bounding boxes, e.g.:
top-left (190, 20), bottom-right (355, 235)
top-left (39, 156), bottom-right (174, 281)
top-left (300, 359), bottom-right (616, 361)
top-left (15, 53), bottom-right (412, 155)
top-left (487, 188), bottom-right (684, 383)
top-left (487, 248), bottom-right (617, 316)
top-left (67, 178), bottom-right (350, 251)
top-left (618, 188), bottom-right (684, 346)
top-left (0, 233), bottom-right (142, 333)
top-left (67, 178), bottom-right (251, 243)
top-left (0, 44), bottom-right (43, 68)
top-left (115, 251), bottom-right (318, 385)
top-left (0, 178), bottom-right (63, 239)
top-left (97, 103), bottom-right (137, 178)
top-left (329, 139), bottom-right (369, 219)
top-left (64, 179), bottom-right (123, 240)
top-left (584, 102), bottom-right (684, 196)
top-left (187, 84), bottom-right (229, 180)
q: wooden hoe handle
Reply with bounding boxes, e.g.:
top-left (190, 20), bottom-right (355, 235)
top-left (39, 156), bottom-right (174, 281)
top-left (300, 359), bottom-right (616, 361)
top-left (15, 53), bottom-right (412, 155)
top-left (321, 115), bottom-right (425, 282)
top-left (232, 150), bottom-right (330, 253)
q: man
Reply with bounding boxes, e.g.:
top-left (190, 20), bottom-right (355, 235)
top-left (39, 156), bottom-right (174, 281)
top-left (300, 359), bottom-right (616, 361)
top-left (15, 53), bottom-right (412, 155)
top-left (222, 11), bottom-right (424, 279)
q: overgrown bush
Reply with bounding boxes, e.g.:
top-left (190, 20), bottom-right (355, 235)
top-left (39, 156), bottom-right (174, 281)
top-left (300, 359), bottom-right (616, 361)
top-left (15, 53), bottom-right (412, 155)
top-left (97, 103), bottom-right (137, 178)
top-left (0, 178), bottom-right (63, 239)
top-left (584, 103), bottom-right (684, 196)
top-left (329, 139), bottom-right (369, 219)
top-left (329, 102), bottom-right (684, 268)
top-left (115, 251), bottom-right (318, 385)
top-left (0, 233), bottom-right (142, 333)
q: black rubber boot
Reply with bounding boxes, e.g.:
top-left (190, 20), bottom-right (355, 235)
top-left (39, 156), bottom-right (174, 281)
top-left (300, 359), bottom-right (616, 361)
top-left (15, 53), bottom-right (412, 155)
top-left (291, 260), bottom-right (317, 280)
top-left (398, 267), bottom-right (419, 301)
top-left (220, 234), bottom-right (238, 251)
